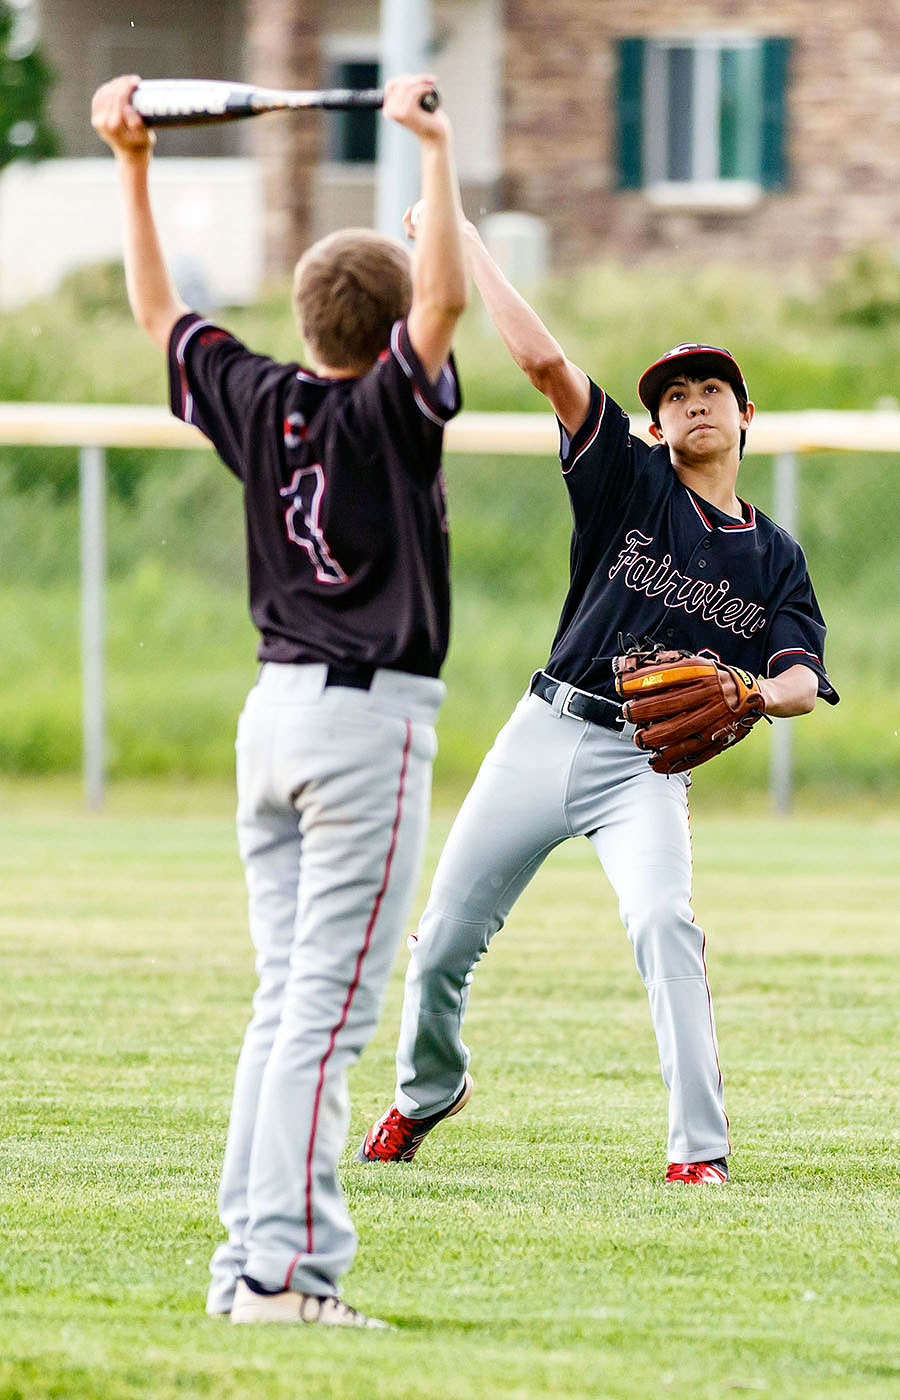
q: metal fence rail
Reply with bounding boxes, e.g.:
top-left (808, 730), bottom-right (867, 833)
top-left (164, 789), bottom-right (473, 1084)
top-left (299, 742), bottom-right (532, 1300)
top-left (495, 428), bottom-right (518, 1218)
top-left (4, 403), bottom-right (898, 810)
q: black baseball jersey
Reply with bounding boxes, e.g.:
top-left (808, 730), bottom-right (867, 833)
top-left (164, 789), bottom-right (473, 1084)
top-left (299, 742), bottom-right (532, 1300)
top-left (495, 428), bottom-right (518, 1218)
top-left (168, 313), bottom-right (460, 676)
top-left (544, 379), bottom-right (839, 705)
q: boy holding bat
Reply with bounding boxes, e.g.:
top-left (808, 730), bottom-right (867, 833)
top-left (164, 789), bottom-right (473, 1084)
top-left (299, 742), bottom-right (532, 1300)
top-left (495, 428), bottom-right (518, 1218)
top-left (92, 72), bottom-right (467, 1326)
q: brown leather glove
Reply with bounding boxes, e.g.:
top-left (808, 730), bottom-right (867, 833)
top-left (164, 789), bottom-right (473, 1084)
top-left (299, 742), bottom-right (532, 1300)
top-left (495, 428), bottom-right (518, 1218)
top-left (613, 641), bottom-right (769, 775)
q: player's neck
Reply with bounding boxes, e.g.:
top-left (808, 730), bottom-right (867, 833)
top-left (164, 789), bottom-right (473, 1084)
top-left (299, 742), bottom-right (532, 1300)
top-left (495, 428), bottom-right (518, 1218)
top-left (672, 460), bottom-right (743, 519)
top-left (311, 360), bottom-right (369, 380)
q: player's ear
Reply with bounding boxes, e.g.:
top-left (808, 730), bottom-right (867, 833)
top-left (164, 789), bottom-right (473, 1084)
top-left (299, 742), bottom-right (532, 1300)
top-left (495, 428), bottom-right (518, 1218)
top-left (648, 421), bottom-right (665, 443)
top-left (741, 401), bottom-right (755, 430)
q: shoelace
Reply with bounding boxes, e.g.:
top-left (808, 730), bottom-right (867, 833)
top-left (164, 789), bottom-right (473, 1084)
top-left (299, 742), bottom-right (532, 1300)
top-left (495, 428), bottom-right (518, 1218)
top-left (300, 1294), bottom-right (365, 1325)
top-left (371, 1106), bottom-right (417, 1154)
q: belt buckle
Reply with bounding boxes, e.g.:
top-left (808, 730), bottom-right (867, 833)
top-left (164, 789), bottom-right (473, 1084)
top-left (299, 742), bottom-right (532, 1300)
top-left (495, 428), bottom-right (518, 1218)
top-left (561, 686), bottom-right (587, 721)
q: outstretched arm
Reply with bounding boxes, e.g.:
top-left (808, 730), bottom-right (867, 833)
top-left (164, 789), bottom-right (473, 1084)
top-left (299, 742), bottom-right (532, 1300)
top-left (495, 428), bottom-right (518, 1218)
top-left (383, 75), bottom-right (468, 382)
top-left (462, 219), bottom-right (590, 437)
top-left (91, 75), bottom-right (187, 350)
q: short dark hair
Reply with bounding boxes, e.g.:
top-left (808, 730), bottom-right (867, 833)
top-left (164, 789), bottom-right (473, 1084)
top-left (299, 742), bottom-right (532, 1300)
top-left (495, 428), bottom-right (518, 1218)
top-left (292, 229), bottom-right (413, 371)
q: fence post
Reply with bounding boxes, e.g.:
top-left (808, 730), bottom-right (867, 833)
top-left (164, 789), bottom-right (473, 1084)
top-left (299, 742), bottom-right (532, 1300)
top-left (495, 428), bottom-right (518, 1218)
top-left (770, 450), bottom-right (797, 815)
top-left (79, 443), bottom-right (106, 809)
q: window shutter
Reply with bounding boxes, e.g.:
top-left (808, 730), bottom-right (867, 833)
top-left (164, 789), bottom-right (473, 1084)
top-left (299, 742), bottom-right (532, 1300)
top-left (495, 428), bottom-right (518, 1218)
top-left (760, 37), bottom-right (790, 189)
top-left (616, 37), bottom-right (644, 189)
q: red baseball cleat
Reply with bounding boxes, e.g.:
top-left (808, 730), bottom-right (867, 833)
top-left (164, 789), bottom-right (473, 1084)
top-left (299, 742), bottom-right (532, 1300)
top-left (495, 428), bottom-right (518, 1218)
top-left (356, 1074), bottom-right (473, 1162)
top-left (665, 1158), bottom-right (729, 1184)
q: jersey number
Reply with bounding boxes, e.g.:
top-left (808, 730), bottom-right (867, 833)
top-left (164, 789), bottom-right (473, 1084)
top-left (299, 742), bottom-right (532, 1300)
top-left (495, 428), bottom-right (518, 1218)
top-left (280, 465), bottom-right (348, 585)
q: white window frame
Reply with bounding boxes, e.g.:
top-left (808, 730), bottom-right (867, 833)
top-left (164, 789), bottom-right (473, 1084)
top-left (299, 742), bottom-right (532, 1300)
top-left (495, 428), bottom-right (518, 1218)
top-left (643, 33), bottom-right (764, 209)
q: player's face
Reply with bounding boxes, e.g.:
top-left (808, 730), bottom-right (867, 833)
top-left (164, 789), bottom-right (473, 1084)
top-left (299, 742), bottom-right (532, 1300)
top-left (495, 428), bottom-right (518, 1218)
top-left (651, 376), bottom-right (753, 462)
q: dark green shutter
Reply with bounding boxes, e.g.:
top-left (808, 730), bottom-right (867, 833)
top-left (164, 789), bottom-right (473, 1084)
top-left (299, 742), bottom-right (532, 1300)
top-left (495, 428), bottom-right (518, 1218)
top-left (616, 38), bottom-right (644, 189)
top-left (760, 37), bottom-right (791, 189)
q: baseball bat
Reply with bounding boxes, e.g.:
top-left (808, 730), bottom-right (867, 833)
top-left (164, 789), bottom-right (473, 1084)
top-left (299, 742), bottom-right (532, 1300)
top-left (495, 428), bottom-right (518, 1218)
top-left (131, 78), bottom-right (439, 128)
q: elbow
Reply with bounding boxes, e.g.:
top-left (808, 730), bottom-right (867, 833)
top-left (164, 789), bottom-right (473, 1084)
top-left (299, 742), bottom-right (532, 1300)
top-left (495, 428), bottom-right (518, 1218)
top-left (424, 290), bottom-right (469, 340)
top-left (522, 346), bottom-right (568, 394)
top-left (784, 682), bottom-right (818, 717)
top-left (440, 278), bottom-right (470, 322)
top-left (417, 279), bottom-right (469, 326)
top-left (134, 305), bottom-right (162, 341)
top-left (136, 301), bottom-right (185, 352)
top-left (796, 669), bottom-right (820, 714)
top-left (447, 287), bottom-right (469, 322)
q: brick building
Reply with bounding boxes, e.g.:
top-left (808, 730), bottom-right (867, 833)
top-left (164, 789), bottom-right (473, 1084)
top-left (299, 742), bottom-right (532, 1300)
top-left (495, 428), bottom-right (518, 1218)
top-left (29, 0), bottom-right (900, 276)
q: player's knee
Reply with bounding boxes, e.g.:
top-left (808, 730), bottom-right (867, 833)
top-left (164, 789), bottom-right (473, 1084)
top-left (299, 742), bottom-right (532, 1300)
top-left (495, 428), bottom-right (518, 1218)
top-left (623, 898), bottom-right (702, 984)
top-left (405, 917), bottom-right (482, 1004)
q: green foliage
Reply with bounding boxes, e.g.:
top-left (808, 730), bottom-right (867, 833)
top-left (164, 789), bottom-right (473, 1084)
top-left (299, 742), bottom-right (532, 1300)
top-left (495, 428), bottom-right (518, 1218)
top-left (1, 793), bottom-right (899, 1397)
top-left (820, 246), bottom-right (900, 328)
top-left (0, 1), bottom-right (60, 169)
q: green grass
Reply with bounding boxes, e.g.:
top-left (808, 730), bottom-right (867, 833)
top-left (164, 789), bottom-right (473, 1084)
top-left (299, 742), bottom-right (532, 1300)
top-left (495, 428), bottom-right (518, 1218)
top-left (1, 782), bottom-right (898, 1398)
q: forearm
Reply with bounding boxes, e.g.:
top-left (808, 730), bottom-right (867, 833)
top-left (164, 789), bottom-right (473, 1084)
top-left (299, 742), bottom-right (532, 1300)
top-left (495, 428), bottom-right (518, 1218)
top-left (758, 663), bottom-right (818, 717)
top-left (462, 224), bottom-right (589, 433)
top-left (463, 225), bottom-right (564, 381)
top-left (116, 154), bottom-right (186, 349)
top-left (413, 134), bottom-right (467, 323)
top-left (387, 74), bottom-right (468, 381)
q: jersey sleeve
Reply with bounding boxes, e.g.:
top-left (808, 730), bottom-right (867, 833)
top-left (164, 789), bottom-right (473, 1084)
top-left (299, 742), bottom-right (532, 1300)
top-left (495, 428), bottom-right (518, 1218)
top-left (168, 312), bottom-right (287, 481)
top-left (352, 318), bottom-right (461, 484)
top-left (558, 380), bottom-right (640, 536)
top-left (764, 551), bottom-right (839, 704)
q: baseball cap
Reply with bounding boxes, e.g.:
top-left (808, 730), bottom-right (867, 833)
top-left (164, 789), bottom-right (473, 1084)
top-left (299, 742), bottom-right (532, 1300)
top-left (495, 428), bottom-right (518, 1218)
top-left (638, 343), bottom-right (749, 416)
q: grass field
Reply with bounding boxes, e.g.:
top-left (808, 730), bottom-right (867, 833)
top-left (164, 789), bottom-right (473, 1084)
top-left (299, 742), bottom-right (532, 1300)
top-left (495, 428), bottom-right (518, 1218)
top-left (1, 781), bottom-right (898, 1399)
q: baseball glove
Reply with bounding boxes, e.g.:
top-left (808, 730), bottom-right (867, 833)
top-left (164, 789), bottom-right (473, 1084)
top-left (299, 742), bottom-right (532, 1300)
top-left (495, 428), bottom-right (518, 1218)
top-left (613, 639), bottom-right (770, 775)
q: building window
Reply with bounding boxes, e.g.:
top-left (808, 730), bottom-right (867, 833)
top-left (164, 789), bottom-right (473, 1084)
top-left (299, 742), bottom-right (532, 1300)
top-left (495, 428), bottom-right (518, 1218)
top-left (325, 59), bottom-right (380, 164)
top-left (616, 35), bottom-right (790, 203)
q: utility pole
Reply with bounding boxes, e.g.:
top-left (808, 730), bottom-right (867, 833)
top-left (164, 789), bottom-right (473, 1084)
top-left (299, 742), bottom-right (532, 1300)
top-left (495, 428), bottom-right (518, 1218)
top-left (375, 0), bottom-right (431, 238)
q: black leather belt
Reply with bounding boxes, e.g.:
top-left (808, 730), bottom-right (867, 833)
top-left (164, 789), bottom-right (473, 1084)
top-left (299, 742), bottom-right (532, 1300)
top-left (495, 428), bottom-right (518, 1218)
top-left (530, 671), bottom-right (625, 731)
top-left (325, 664), bottom-right (376, 691)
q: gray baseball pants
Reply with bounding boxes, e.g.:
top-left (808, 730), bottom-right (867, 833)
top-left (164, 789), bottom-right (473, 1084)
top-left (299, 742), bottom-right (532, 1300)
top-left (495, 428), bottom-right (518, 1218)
top-left (394, 687), bottom-right (729, 1164)
top-left (207, 662), bottom-right (444, 1315)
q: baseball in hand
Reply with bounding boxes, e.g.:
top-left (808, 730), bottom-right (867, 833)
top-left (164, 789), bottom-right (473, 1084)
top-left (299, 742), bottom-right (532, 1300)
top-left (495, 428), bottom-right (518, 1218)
top-left (410, 199), bottom-right (425, 228)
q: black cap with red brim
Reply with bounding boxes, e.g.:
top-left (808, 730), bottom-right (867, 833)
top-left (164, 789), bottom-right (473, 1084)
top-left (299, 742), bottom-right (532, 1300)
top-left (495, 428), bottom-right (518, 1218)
top-left (638, 343), bottom-right (748, 416)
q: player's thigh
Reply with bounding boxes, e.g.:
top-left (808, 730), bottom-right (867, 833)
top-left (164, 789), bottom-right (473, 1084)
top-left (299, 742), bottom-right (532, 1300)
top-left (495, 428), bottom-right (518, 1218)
top-left (235, 705), bottom-right (303, 972)
top-left (288, 708), bottom-right (435, 1008)
top-left (588, 766), bottom-right (694, 918)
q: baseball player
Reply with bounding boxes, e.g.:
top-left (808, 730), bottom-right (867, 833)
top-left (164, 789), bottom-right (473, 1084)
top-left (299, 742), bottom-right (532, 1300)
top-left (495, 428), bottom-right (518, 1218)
top-left (358, 217), bottom-right (839, 1184)
top-left (92, 72), bottom-right (467, 1325)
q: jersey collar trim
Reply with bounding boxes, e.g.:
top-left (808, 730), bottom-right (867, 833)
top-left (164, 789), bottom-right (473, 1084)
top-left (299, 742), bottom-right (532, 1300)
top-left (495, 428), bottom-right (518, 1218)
top-left (685, 488), bottom-right (757, 533)
top-left (295, 367), bottom-right (344, 384)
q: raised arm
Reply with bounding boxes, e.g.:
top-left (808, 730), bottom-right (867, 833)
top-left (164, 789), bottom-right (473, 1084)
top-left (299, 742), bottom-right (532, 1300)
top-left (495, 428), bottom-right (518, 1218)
top-left (383, 76), bottom-right (468, 382)
top-left (462, 220), bottom-right (590, 438)
top-left (91, 75), bottom-right (187, 350)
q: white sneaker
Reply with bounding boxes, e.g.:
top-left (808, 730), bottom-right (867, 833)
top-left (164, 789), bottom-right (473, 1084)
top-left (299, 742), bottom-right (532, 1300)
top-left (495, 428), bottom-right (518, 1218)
top-left (230, 1277), bottom-right (389, 1328)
